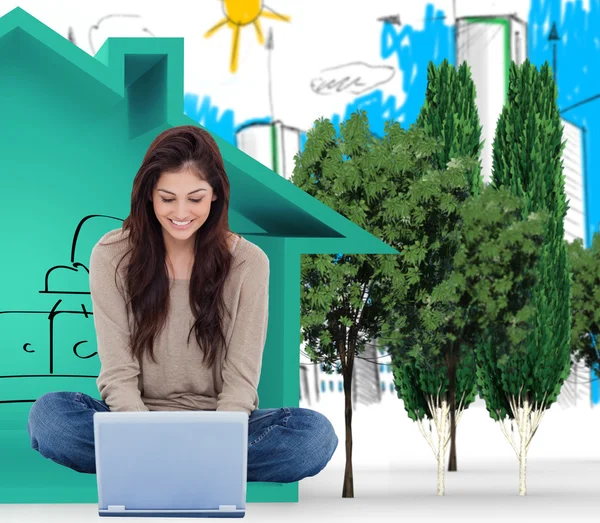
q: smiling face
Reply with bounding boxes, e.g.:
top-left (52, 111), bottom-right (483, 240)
top-left (151, 167), bottom-right (217, 251)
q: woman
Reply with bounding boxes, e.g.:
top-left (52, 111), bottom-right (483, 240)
top-left (27, 125), bottom-right (338, 483)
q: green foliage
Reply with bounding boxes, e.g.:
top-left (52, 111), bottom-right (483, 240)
top-left (392, 354), bottom-right (448, 421)
top-left (416, 58), bottom-right (484, 197)
top-left (293, 111), bottom-right (425, 370)
top-left (382, 144), bottom-right (481, 419)
top-left (455, 343), bottom-right (478, 406)
top-left (454, 184), bottom-right (550, 420)
top-left (567, 233), bottom-right (600, 376)
top-left (393, 357), bottom-right (434, 422)
top-left (487, 59), bottom-right (571, 414)
top-left (492, 60), bottom-right (567, 223)
top-left (389, 59), bottom-right (486, 422)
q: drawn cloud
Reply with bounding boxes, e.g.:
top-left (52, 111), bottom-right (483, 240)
top-left (310, 61), bottom-right (396, 96)
top-left (88, 13), bottom-right (154, 54)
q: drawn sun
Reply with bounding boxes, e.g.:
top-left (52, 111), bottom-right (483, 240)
top-left (204, 0), bottom-right (291, 73)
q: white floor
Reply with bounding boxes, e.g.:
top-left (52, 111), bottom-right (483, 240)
top-left (1, 459), bottom-right (599, 522)
top-left (2, 395), bottom-right (599, 522)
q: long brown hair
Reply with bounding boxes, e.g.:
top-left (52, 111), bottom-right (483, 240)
top-left (117, 125), bottom-right (240, 368)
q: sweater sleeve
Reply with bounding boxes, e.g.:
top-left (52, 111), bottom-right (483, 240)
top-left (89, 245), bottom-right (149, 412)
top-left (217, 260), bottom-right (270, 415)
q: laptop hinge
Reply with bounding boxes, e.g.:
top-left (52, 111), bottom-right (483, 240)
top-left (107, 505), bottom-right (126, 511)
top-left (219, 505), bottom-right (237, 511)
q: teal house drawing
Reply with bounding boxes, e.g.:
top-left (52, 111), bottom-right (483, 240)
top-left (0, 7), bottom-right (398, 504)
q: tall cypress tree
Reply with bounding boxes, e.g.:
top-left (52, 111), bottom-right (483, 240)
top-left (416, 58), bottom-right (484, 196)
top-left (485, 59), bottom-right (571, 496)
top-left (415, 58), bottom-right (484, 472)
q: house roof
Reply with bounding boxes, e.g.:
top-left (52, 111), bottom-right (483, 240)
top-left (0, 6), bottom-right (398, 255)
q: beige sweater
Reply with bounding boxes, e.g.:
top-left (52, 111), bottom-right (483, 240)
top-left (88, 228), bottom-right (269, 415)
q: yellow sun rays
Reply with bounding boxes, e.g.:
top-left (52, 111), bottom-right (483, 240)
top-left (204, 0), bottom-right (291, 73)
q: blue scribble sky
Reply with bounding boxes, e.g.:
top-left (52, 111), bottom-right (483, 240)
top-left (184, 0), bottom-right (598, 249)
top-left (330, 3), bottom-right (453, 138)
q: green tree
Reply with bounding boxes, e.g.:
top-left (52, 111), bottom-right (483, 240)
top-left (487, 59), bottom-right (571, 496)
top-left (393, 181), bottom-right (548, 498)
top-left (567, 233), bottom-right (600, 377)
top-left (415, 58), bottom-right (484, 473)
top-left (377, 132), bottom-right (481, 495)
top-left (416, 58), bottom-right (483, 194)
top-left (293, 111), bottom-right (422, 498)
top-left (453, 182), bottom-right (549, 413)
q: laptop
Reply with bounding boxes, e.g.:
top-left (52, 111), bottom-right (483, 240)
top-left (93, 410), bottom-right (248, 518)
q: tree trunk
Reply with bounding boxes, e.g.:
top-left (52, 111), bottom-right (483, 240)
top-left (519, 440), bottom-right (527, 496)
top-left (437, 402), bottom-right (447, 495)
top-left (519, 402), bottom-right (528, 496)
top-left (342, 363), bottom-right (354, 498)
top-left (447, 345), bottom-right (458, 472)
top-left (448, 410), bottom-right (457, 471)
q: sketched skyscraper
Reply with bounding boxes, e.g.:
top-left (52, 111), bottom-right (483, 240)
top-left (455, 14), bottom-right (528, 184)
top-left (352, 339), bottom-right (382, 407)
top-left (299, 338), bottom-right (391, 409)
top-left (560, 119), bottom-right (587, 245)
top-left (558, 119), bottom-right (592, 407)
top-left (236, 121), bottom-right (304, 180)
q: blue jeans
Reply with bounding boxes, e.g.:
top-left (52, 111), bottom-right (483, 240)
top-left (27, 392), bottom-right (338, 483)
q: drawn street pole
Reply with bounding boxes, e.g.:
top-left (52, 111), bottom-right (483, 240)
top-left (266, 27), bottom-right (275, 121)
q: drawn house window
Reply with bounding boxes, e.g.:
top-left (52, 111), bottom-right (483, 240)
top-left (329, 380), bottom-right (334, 392)
top-left (321, 380), bottom-right (325, 393)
